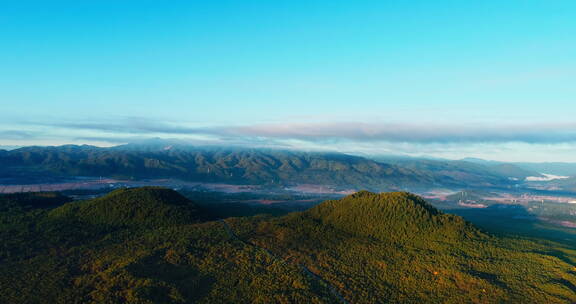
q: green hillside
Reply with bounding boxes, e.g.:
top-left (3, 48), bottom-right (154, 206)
top-left (48, 187), bottom-right (202, 228)
top-left (304, 191), bottom-right (479, 242)
top-left (1, 188), bottom-right (575, 303)
top-left (229, 191), bottom-right (576, 303)
top-left (0, 188), bottom-right (339, 304)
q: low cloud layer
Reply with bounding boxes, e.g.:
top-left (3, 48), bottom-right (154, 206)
top-left (19, 118), bottom-right (576, 145)
top-left (4, 117), bottom-right (576, 161)
top-left (225, 122), bottom-right (576, 144)
top-left (0, 130), bottom-right (37, 140)
top-left (42, 118), bottom-right (205, 135)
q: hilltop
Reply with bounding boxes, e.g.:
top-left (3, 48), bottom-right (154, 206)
top-left (48, 187), bottom-right (202, 227)
top-left (304, 191), bottom-right (479, 241)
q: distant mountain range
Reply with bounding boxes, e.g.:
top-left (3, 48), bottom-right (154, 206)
top-left (1, 187), bottom-right (574, 303)
top-left (0, 143), bottom-right (548, 191)
top-left (372, 156), bottom-right (542, 182)
top-left (462, 157), bottom-right (576, 177)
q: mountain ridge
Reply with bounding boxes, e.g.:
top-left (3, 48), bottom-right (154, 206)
top-left (0, 144), bottom-right (528, 191)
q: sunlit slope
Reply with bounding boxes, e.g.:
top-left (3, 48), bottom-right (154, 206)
top-left (230, 191), bottom-right (576, 303)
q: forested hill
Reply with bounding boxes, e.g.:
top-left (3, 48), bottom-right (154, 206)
top-left (304, 191), bottom-right (479, 241)
top-left (1, 187), bottom-right (575, 303)
top-left (230, 191), bottom-right (576, 303)
top-left (48, 187), bottom-right (204, 227)
top-left (0, 144), bottom-right (520, 190)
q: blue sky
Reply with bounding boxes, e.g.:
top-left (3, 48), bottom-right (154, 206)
top-left (1, 1), bottom-right (575, 161)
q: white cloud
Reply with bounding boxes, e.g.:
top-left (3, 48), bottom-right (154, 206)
top-left (4, 117), bottom-right (576, 162)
